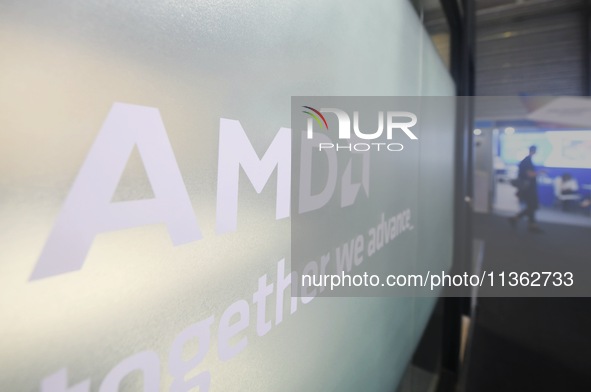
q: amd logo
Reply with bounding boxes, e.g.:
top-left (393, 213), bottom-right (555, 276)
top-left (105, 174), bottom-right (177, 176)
top-left (30, 103), bottom-right (369, 280)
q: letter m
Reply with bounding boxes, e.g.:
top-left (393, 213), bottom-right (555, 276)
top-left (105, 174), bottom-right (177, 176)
top-left (216, 119), bottom-right (291, 234)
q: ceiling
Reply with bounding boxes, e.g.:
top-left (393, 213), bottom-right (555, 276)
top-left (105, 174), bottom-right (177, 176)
top-left (424, 0), bottom-right (586, 32)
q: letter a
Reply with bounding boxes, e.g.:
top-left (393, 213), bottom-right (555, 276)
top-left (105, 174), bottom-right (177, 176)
top-left (30, 103), bottom-right (201, 280)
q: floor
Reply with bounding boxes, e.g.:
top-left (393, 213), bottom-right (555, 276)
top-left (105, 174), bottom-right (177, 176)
top-left (463, 213), bottom-right (591, 391)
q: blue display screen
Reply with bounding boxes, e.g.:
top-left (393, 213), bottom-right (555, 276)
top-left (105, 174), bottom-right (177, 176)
top-left (500, 131), bottom-right (591, 169)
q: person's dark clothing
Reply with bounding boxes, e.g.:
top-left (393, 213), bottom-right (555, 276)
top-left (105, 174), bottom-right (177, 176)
top-left (516, 155), bottom-right (538, 223)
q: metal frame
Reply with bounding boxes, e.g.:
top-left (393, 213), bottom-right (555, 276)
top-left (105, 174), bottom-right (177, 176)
top-left (405, 1), bottom-right (475, 390)
top-left (584, 0), bottom-right (591, 96)
top-left (437, 0), bottom-right (475, 390)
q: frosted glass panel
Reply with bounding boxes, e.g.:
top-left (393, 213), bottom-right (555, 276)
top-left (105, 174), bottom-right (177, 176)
top-left (0, 0), bottom-right (454, 390)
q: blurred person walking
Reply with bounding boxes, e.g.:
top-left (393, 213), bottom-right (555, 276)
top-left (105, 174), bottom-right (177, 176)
top-left (509, 145), bottom-right (543, 233)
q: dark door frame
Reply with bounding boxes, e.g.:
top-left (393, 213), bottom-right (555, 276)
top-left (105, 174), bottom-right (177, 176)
top-left (437, 0), bottom-right (475, 390)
